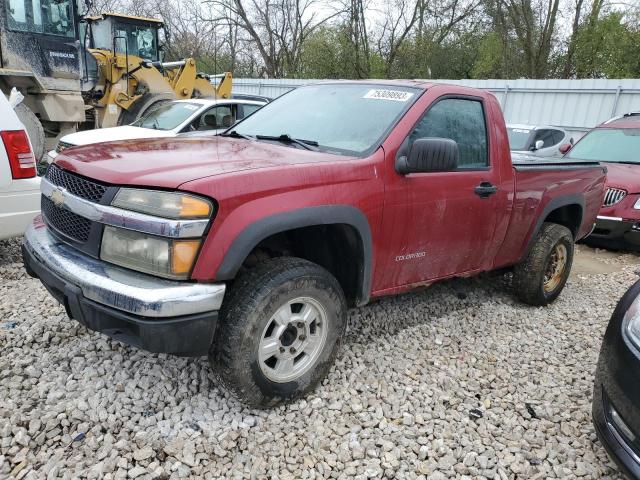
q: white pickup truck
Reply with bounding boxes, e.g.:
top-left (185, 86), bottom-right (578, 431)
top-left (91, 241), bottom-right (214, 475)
top-left (0, 92), bottom-right (40, 240)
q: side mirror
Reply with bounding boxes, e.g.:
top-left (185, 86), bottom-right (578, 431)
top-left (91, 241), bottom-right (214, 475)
top-left (396, 138), bottom-right (458, 175)
top-left (531, 139), bottom-right (544, 151)
top-left (559, 143), bottom-right (572, 155)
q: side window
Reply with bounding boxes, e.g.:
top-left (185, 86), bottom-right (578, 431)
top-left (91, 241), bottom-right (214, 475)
top-left (409, 98), bottom-right (488, 168)
top-left (551, 130), bottom-right (565, 145)
top-left (7, 0), bottom-right (75, 37)
top-left (239, 104), bottom-right (262, 119)
top-left (196, 105), bottom-right (235, 131)
top-left (533, 129), bottom-right (556, 148)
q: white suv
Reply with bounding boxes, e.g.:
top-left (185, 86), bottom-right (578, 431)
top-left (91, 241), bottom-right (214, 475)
top-left (0, 93), bottom-right (40, 240)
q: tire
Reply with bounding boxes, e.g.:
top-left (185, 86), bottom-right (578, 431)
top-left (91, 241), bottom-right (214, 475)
top-left (513, 222), bottom-right (574, 306)
top-left (210, 257), bottom-right (347, 408)
top-left (15, 103), bottom-right (45, 161)
top-left (118, 93), bottom-right (175, 125)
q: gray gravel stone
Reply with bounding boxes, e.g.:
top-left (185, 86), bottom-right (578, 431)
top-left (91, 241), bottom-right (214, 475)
top-left (0, 236), bottom-right (631, 478)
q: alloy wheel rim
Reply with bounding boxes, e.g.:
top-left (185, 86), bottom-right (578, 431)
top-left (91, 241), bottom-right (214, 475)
top-left (258, 297), bottom-right (328, 383)
top-left (543, 243), bottom-right (568, 293)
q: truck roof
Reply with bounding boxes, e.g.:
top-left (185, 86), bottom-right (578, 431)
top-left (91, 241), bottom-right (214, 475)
top-left (300, 80), bottom-right (433, 90)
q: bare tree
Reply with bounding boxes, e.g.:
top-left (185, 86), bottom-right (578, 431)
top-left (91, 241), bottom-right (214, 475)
top-left (375, 0), bottom-right (421, 77)
top-left (206, 0), bottom-right (343, 77)
top-left (486, 0), bottom-right (561, 78)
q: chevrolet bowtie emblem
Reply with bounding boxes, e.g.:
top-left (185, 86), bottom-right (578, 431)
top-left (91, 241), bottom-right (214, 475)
top-left (51, 188), bottom-right (64, 207)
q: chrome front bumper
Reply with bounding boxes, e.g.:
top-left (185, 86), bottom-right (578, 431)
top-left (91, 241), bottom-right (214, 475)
top-left (23, 215), bottom-right (225, 318)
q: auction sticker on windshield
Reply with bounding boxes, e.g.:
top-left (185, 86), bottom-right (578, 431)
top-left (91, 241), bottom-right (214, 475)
top-left (363, 89), bottom-right (414, 102)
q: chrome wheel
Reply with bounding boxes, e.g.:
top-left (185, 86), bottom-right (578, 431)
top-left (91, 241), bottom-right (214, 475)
top-left (543, 243), bottom-right (568, 293)
top-left (258, 297), bottom-right (328, 383)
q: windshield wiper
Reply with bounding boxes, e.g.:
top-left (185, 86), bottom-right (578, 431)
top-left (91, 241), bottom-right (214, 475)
top-left (221, 130), bottom-right (254, 140)
top-left (256, 134), bottom-right (319, 151)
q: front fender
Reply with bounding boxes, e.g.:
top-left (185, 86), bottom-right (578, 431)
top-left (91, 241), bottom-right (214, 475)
top-left (213, 205), bottom-right (373, 305)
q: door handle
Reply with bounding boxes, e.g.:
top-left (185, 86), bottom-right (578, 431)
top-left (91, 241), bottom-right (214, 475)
top-left (474, 182), bottom-right (498, 198)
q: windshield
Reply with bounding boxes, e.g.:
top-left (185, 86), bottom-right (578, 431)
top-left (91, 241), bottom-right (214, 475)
top-left (507, 127), bottom-right (532, 150)
top-left (131, 102), bottom-right (200, 130)
top-left (114, 23), bottom-right (158, 61)
top-left (566, 128), bottom-right (640, 163)
top-left (233, 84), bottom-right (420, 155)
top-left (6, 0), bottom-right (75, 37)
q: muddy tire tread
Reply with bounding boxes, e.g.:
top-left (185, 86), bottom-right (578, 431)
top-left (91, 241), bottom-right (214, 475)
top-left (513, 222), bottom-right (574, 306)
top-left (211, 257), bottom-right (346, 408)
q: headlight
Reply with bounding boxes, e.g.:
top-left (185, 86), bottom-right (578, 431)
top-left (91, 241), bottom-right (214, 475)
top-left (634, 198), bottom-right (640, 210)
top-left (112, 189), bottom-right (213, 219)
top-left (101, 226), bottom-right (201, 280)
top-left (626, 296), bottom-right (640, 350)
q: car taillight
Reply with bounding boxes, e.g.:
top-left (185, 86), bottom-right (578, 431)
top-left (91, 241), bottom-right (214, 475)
top-left (1, 130), bottom-right (36, 179)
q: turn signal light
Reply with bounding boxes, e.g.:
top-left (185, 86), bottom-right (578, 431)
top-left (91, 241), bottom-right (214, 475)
top-left (171, 240), bottom-right (201, 276)
top-left (179, 196), bottom-right (212, 218)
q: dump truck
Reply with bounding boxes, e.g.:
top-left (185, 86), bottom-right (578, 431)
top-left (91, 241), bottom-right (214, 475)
top-left (1, 0), bottom-right (85, 160)
top-left (0, 1), bottom-right (231, 159)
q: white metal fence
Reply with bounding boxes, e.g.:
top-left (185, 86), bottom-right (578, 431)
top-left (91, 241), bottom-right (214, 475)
top-left (233, 78), bottom-right (640, 140)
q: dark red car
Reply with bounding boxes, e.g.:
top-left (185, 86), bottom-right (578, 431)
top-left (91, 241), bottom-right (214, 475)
top-left (22, 81), bottom-right (606, 406)
top-left (565, 113), bottom-right (640, 249)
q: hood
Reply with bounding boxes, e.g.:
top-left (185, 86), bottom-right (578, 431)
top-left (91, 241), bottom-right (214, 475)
top-left (54, 136), bottom-right (332, 189)
top-left (62, 126), bottom-right (173, 146)
top-left (603, 162), bottom-right (640, 194)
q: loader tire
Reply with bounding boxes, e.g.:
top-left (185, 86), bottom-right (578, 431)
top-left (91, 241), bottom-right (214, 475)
top-left (513, 222), bottom-right (574, 306)
top-left (15, 104), bottom-right (45, 161)
top-left (118, 93), bottom-right (176, 126)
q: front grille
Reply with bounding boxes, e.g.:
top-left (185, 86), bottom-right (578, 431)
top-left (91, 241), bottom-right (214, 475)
top-left (41, 196), bottom-right (92, 243)
top-left (46, 164), bottom-right (107, 203)
top-left (603, 187), bottom-right (627, 207)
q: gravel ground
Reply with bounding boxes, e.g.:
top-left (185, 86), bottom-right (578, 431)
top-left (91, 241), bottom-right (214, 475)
top-left (1, 236), bottom-right (637, 480)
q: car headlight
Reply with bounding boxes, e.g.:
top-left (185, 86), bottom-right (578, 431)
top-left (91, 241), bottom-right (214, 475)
top-left (112, 188), bottom-right (213, 219)
top-left (623, 289), bottom-right (640, 351)
top-left (634, 197), bottom-right (640, 210)
top-left (101, 226), bottom-right (201, 280)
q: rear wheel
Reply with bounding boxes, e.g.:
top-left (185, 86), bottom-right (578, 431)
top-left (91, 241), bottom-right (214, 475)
top-left (15, 103), bottom-right (45, 161)
top-left (210, 257), bottom-right (347, 408)
top-left (513, 222), bottom-right (574, 306)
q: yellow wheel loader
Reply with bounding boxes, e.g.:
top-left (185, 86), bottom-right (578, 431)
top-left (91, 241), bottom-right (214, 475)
top-left (0, 2), bottom-right (231, 160)
top-left (85, 13), bottom-right (232, 128)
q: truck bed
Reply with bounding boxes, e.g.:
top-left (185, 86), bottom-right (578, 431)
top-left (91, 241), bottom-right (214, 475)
top-left (493, 158), bottom-right (607, 269)
top-left (511, 153), bottom-right (602, 170)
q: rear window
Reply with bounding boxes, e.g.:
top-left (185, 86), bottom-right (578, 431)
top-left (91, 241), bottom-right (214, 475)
top-left (566, 128), bottom-right (640, 163)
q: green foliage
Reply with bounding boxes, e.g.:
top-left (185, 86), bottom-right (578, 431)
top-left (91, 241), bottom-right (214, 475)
top-left (573, 12), bottom-right (640, 78)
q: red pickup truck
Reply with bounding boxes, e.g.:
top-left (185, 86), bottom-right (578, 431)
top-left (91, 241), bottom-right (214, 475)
top-left (22, 81), bottom-right (606, 406)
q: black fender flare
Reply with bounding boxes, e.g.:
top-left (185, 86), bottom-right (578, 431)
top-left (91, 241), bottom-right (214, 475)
top-left (521, 193), bottom-right (585, 260)
top-left (216, 205), bottom-right (373, 305)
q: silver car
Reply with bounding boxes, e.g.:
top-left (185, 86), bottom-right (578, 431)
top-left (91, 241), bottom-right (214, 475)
top-left (507, 124), bottom-right (572, 157)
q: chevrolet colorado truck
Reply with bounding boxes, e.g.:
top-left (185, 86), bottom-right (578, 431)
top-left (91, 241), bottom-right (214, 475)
top-left (22, 81), bottom-right (606, 407)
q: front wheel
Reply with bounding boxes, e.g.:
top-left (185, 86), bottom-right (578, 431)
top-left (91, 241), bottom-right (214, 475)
top-left (211, 257), bottom-right (347, 408)
top-left (513, 222), bottom-right (574, 306)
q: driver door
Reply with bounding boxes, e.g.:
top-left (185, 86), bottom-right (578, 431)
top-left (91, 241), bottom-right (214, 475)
top-left (374, 95), bottom-right (505, 291)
